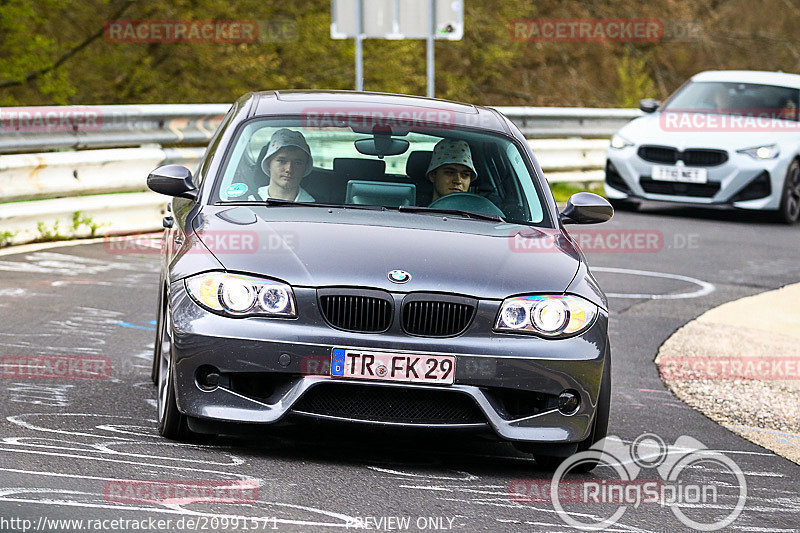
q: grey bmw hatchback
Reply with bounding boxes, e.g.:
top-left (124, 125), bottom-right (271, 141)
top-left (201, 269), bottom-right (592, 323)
top-left (147, 90), bottom-right (613, 470)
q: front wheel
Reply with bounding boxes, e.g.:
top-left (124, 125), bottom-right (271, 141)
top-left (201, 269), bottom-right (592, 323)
top-left (774, 159), bottom-right (800, 224)
top-left (156, 304), bottom-right (192, 440)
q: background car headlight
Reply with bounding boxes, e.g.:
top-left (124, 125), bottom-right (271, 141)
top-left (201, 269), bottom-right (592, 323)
top-left (737, 144), bottom-right (780, 160)
top-left (610, 134), bottom-right (633, 149)
top-left (495, 295), bottom-right (598, 337)
top-left (185, 272), bottom-right (296, 317)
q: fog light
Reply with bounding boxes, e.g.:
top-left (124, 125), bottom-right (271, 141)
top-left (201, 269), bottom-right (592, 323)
top-left (558, 390), bottom-right (580, 415)
top-left (196, 365), bottom-right (220, 391)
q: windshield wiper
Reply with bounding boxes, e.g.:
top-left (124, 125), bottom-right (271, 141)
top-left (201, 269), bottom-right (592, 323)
top-left (217, 199), bottom-right (389, 211)
top-left (395, 205), bottom-right (505, 222)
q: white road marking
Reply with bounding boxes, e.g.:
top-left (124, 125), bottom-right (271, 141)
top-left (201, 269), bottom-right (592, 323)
top-left (593, 266), bottom-right (715, 299)
top-left (366, 466), bottom-right (478, 481)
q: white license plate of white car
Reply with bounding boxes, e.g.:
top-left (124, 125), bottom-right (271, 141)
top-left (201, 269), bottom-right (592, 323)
top-left (330, 348), bottom-right (455, 385)
top-left (651, 165), bottom-right (708, 183)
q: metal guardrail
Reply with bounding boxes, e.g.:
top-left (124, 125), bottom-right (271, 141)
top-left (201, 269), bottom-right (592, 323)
top-left (0, 104), bottom-right (638, 154)
top-left (0, 104), bottom-right (632, 246)
top-left (0, 104), bottom-right (230, 154)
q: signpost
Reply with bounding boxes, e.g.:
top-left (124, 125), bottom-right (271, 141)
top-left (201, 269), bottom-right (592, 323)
top-left (331, 0), bottom-right (464, 97)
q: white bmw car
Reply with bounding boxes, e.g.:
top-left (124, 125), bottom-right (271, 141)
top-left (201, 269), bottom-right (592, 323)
top-left (605, 70), bottom-right (800, 223)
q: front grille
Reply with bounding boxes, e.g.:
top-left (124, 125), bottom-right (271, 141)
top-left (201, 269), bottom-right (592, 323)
top-left (640, 177), bottom-right (721, 198)
top-left (402, 298), bottom-right (476, 337)
top-left (638, 145), bottom-right (728, 167)
top-left (638, 145), bottom-right (677, 164)
top-left (318, 290), bottom-right (393, 333)
top-left (682, 149), bottom-right (728, 166)
top-left (292, 383), bottom-right (486, 424)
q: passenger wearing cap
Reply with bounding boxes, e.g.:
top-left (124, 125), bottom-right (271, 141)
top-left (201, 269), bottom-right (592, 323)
top-left (256, 128), bottom-right (316, 202)
top-left (426, 139), bottom-right (477, 203)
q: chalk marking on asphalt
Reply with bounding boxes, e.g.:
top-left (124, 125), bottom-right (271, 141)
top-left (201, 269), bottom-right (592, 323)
top-left (0, 438), bottom-right (245, 467)
top-left (495, 518), bottom-right (655, 533)
top-left (0, 467), bottom-right (261, 486)
top-left (0, 447), bottom-right (252, 475)
top-left (592, 266), bottom-right (715, 299)
top-left (0, 494), bottom-right (355, 529)
top-left (366, 466), bottom-right (478, 481)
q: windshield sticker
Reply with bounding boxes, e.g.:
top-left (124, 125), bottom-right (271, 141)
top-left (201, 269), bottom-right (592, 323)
top-left (226, 183), bottom-right (248, 197)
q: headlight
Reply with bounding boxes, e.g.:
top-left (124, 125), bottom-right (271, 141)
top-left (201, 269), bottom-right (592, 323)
top-left (185, 272), bottom-right (296, 317)
top-left (610, 134), bottom-right (633, 150)
top-left (495, 295), bottom-right (598, 337)
top-left (737, 144), bottom-right (780, 160)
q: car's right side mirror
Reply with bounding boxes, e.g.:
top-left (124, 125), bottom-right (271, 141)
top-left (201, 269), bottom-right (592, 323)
top-left (639, 98), bottom-right (661, 113)
top-left (560, 192), bottom-right (614, 225)
top-left (147, 165), bottom-right (198, 200)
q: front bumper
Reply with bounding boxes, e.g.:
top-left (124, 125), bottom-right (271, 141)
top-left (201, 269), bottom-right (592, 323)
top-left (605, 147), bottom-right (789, 210)
top-left (168, 281), bottom-right (610, 445)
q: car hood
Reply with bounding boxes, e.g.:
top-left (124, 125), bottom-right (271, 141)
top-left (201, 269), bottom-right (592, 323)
top-left (192, 206), bottom-right (581, 299)
top-left (618, 113), bottom-right (797, 149)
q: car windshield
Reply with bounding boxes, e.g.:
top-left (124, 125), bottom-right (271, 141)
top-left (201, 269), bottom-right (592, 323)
top-left (211, 117), bottom-right (547, 225)
top-left (663, 81), bottom-right (800, 120)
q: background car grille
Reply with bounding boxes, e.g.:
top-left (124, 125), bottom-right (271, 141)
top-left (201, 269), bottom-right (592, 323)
top-left (682, 149), bottom-right (728, 166)
top-left (319, 294), bottom-right (392, 333)
top-left (292, 383), bottom-right (486, 424)
top-left (639, 177), bottom-right (721, 197)
top-left (638, 145), bottom-right (728, 167)
top-left (402, 300), bottom-right (476, 336)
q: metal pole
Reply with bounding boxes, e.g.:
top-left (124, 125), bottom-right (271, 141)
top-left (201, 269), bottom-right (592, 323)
top-left (355, 0), bottom-right (364, 91)
top-left (426, 0), bottom-right (435, 97)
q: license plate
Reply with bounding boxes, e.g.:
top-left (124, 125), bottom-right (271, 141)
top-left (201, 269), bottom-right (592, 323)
top-left (651, 165), bottom-right (708, 183)
top-left (330, 348), bottom-right (455, 385)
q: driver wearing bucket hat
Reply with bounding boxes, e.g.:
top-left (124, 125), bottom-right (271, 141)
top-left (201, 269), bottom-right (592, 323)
top-left (256, 128), bottom-right (316, 202)
top-left (426, 139), bottom-right (477, 202)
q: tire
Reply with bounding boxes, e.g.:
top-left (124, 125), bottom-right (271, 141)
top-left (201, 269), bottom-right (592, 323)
top-left (533, 356), bottom-right (611, 472)
top-left (775, 159), bottom-right (800, 224)
top-left (150, 285), bottom-right (165, 384)
top-left (156, 302), bottom-right (192, 440)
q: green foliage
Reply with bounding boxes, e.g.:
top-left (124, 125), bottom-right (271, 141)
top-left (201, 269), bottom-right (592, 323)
top-left (549, 181), bottom-right (605, 203)
top-left (0, 230), bottom-right (17, 247)
top-left (0, 0), bottom-right (797, 106)
top-left (615, 49), bottom-right (656, 107)
top-left (34, 211), bottom-right (107, 242)
top-left (35, 220), bottom-right (68, 242)
top-left (72, 210), bottom-right (106, 237)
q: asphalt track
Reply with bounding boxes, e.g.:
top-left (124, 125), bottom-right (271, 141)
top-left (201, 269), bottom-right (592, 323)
top-left (0, 205), bottom-right (798, 533)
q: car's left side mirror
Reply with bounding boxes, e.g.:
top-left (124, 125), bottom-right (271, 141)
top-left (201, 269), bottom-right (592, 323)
top-left (560, 192), bottom-right (614, 225)
top-left (147, 165), bottom-right (198, 200)
top-left (639, 98), bottom-right (661, 113)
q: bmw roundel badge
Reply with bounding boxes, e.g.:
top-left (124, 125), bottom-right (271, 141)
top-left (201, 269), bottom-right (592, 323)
top-left (388, 269), bottom-right (411, 283)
